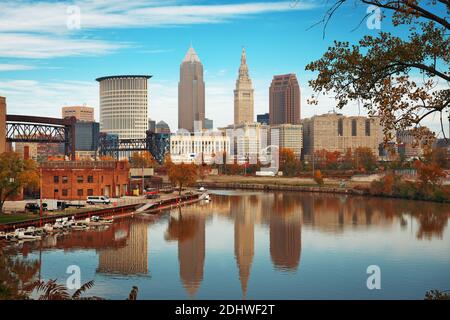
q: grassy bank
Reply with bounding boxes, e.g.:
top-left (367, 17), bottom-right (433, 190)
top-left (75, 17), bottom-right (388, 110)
top-left (0, 214), bottom-right (39, 224)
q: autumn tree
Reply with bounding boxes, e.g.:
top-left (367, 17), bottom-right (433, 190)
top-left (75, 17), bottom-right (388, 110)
top-left (167, 162), bottom-right (198, 195)
top-left (341, 148), bottom-right (354, 170)
top-left (99, 155), bottom-right (115, 161)
top-left (313, 170), bottom-right (324, 186)
top-left (414, 159), bottom-right (446, 189)
top-left (279, 148), bottom-right (301, 176)
top-left (0, 152), bottom-right (39, 213)
top-left (306, 0), bottom-right (450, 142)
top-left (130, 151), bottom-right (156, 168)
top-left (354, 147), bottom-right (378, 172)
top-left (314, 149), bottom-right (341, 170)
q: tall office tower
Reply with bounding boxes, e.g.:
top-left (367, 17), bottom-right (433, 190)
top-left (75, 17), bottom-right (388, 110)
top-left (234, 48), bottom-right (254, 125)
top-left (62, 105), bottom-right (94, 122)
top-left (178, 46), bottom-right (205, 132)
top-left (0, 96), bottom-right (6, 154)
top-left (269, 74), bottom-right (300, 125)
top-left (97, 75), bottom-right (151, 140)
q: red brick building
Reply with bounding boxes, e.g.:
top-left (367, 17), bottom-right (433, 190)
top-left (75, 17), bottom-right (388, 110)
top-left (40, 160), bottom-right (130, 200)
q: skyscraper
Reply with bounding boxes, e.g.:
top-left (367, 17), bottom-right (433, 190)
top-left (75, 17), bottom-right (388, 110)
top-left (62, 105), bottom-right (94, 122)
top-left (97, 75), bottom-right (151, 140)
top-left (234, 48), bottom-right (254, 125)
top-left (269, 74), bottom-right (300, 125)
top-left (178, 46), bottom-right (205, 132)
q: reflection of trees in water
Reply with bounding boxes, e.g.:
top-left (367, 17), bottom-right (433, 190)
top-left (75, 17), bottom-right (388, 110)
top-left (416, 210), bottom-right (449, 240)
top-left (0, 246), bottom-right (40, 299)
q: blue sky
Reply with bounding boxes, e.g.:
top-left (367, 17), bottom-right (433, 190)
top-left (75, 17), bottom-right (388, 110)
top-left (0, 0), bottom-right (447, 135)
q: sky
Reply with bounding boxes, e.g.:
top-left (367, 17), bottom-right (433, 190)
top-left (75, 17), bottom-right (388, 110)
top-left (0, 0), bottom-right (448, 136)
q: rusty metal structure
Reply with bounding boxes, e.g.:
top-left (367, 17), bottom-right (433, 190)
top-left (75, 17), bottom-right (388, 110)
top-left (99, 130), bottom-right (170, 164)
top-left (5, 115), bottom-right (76, 160)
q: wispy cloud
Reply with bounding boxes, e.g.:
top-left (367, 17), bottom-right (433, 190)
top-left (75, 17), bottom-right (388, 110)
top-left (0, 1), bottom-right (317, 33)
top-left (0, 0), bottom-right (317, 59)
top-left (0, 33), bottom-right (127, 59)
top-left (0, 63), bottom-right (36, 71)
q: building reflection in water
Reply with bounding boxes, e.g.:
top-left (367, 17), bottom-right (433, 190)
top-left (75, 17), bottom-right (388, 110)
top-left (268, 193), bottom-right (302, 272)
top-left (97, 222), bottom-right (148, 275)
top-left (165, 209), bottom-right (206, 297)
top-left (231, 196), bottom-right (255, 298)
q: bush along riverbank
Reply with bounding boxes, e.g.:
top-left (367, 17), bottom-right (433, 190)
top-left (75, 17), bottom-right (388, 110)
top-left (201, 178), bottom-right (449, 203)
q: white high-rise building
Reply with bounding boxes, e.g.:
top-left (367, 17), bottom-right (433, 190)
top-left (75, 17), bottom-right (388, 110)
top-left (97, 75), bottom-right (151, 140)
top-left (234, 48), bottom-right (254, 125)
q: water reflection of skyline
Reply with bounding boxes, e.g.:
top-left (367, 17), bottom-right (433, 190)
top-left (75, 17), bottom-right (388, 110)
top-left (8, 191), bottom-right (450, 299)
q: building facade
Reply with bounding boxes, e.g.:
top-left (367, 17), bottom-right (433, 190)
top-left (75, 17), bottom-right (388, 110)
top-left (178, 46), bottom-right (205, 132)
top-left (302, 113), bottom-right (383, 158)
top-left (220, 122), bottom-right (270, 164)
top-left (40, 160), bottom-right (130, 200)
top-left (270, 124), bottom-right (303, 159)
top-left (97, 75), bottom-right (150, 140)
top-left (234, 48), bottom-right (254, 125)
top-left (397, 130), bottom-right (428, 159)
top-left (148, 118), bottom-right (156, 133)
top-left (204, 118), bottom-right (213, 130)
top-left (269, 74), bottom-right (300, 125)
top-left (257, 113), bottom-right (269, 125)
top-left (62, 105), bottom-right (95, 122)
top-left (156, 120), bottom-right (171, 134)
top-left (74, 121), bottom-right (100, 158)
top-left (170, 133), bottom-right (230, 164)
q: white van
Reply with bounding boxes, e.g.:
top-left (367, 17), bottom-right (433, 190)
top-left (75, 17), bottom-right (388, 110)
top-left (86, 196), bottom-right (110, 205)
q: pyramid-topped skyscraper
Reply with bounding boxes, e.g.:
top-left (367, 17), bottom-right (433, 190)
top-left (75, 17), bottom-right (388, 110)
top-left (178, 45), bottom-right (205, 132)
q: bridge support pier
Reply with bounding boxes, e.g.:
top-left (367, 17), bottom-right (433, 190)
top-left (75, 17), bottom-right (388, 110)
top-left (0, 96), bottom-right (6, 154)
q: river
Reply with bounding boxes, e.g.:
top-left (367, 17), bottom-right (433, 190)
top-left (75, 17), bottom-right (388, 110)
top-left (2, 190), bottom-right (449, 299)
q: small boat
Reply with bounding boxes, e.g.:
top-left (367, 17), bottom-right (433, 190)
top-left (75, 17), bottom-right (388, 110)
top-left (197, 186), bottom-right (207, 192)
top-left (199, 193), bottom-right (210, 201)
top-left (14, 228), bottom-right (41, 240)
top-left (43, 223), bottom-right (54, 233)
top-left (53, 221), bottom-right (64, 229)
top-left (0, 231), bottom-right (7, 240)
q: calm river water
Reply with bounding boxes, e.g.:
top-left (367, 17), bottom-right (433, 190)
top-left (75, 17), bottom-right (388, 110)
top-left (3, 190), bottom-right (450, 299)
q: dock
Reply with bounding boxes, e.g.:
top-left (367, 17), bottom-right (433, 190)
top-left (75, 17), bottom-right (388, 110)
top-left (0, 192), bottom-right (204, 233)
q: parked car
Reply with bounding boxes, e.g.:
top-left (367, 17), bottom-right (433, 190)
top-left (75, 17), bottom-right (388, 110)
top-left (25, 202), bottom-right (40, 213)
top-left (86, 196), bottom-right (111, 205)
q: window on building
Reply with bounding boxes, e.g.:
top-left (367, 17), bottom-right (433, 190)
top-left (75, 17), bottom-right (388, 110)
top-left (77, 189), bottom-right (83, 197)
top-left (54, 189), bottom-right (58, 195)
top-left (87, 175), bottom-right (94, 183)
top-left (62, 176), bottom-right (68, 183)
top-left (338, 119), bottom-right (343, 136)
top-left (101, 176), bottom-right (104, 183)
top-left (351, 119), bottom-right (357, 136)
top-left (53, 176), bottom-right (59, 183)
top-left (365, 120), bottom-right (371, 136)
top-left (62, 189), bottom-right (68, 196)
top-left (87, 189), bottom-right (94, 196)
top-left (77, 176), bottom-right (83, 183)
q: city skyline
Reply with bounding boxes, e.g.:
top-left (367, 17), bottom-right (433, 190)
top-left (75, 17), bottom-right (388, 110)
top-left (0, 0), bottom-right (447, 136)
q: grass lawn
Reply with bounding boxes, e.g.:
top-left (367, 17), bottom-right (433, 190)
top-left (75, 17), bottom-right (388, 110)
top-left (0, 214), bottom-right (39, 224)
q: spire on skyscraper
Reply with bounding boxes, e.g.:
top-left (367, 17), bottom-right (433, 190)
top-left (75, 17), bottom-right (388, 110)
top-left (183, 45), bottom-right (201, 63)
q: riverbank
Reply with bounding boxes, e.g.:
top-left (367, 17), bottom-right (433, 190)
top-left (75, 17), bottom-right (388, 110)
top-left (200, 175), bottom-right (449, 203)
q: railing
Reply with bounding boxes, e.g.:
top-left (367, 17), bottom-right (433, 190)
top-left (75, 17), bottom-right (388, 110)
top-left (0, 203), bottom-right (141, 233)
